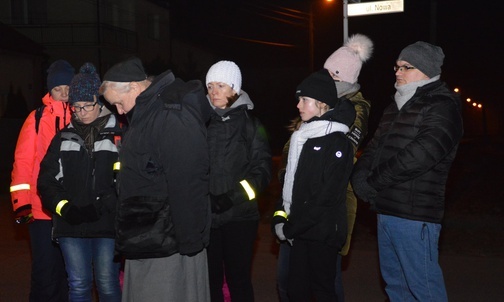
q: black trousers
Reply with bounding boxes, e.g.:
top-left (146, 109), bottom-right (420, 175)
top-left (29, 220), bottom-right (68, 302)
top-left (287, 239), bottom-right (339, 302)
top-left (207, 220), bottom-right (259, 302)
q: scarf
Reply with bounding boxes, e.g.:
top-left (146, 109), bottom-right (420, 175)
top-left (394, 75), bottom-right (439, 110)
top-left (335, 81), bottom-right (360, 98)
top-left (282, 120), bottom-right (349, 215)
top-left (72, 115), bottom-right (109, 156)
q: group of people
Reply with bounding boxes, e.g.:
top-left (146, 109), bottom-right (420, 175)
top-left (10, 56), bottom-right (272, 302)
top-left (10, 33), bottom-right (463, 302)
top-left (271, 37), bottom-right (463, 302)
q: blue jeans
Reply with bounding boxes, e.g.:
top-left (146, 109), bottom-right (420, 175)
top-left (58, 237), bottom-right (121, 302)
top-left (377, 214), bottom-right (447, 302)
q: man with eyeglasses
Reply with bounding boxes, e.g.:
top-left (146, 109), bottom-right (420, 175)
top-left (352, 41), bottom-right (463, 301)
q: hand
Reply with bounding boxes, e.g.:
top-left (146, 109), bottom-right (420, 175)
top-left (351, 170), bottom-right (378, 203)
top-left (275, 223), bottom-right (286, 241)
top-left (61, 203), bottom-right (101, 225)
top-left (96, 193), bottom-right (117, 214)
top-left (210, 194), bottom-right (233, 214)
top-left (86, 202), bottom-right (102, 221)
top-left (14, 204), bottom-right (34, 224)
top-left (211, 208), bottom-right (234, 228)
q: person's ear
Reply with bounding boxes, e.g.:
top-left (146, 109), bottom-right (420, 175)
top-left (129, 81), bottom-right (139, 92)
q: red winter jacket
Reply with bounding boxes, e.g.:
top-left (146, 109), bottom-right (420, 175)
top-left (10, 93), bottom-right (72, 220)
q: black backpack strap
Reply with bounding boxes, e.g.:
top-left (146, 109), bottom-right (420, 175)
top-left (35, 105), bottom-right (46, 134)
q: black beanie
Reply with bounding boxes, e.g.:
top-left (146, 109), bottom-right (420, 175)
top-left (295, 69), bottom-right (339, 108)
top-left (47, 60), bottom-right (75, 91)
top-left (69, 63), bottom-right (102, 105)
top-left (103, 57), bottom-right (147, 82)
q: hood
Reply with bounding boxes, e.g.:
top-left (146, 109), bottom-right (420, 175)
top-left (208, 90), bottom-right (254, 117)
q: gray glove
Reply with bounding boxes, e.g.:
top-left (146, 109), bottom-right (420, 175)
top-left (275, 223), bottom-right (286, 241)
top-left (275, 223), bottom-right (294, 246)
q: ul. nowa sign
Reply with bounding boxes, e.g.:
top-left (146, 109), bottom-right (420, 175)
top-left (348, 0), bottom-right (404, 16)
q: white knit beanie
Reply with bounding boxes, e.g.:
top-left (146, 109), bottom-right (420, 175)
top-left (205, 60), bottom-right (242, 94)
top-left (323, 34), bottom-right (373, 84)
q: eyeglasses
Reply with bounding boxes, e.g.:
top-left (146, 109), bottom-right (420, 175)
top-left (394, 65), bottom-right (416, 72)
top-left (70, 102), bottom-right (98, 113)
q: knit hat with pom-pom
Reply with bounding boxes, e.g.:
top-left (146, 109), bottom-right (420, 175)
top-left (323, 34), bottom-right (373, 84)
top-left (69, 63), bottom-right (102, 105)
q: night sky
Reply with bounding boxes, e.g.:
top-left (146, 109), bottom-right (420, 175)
top-left (169, 0), bottom-right (503, 152)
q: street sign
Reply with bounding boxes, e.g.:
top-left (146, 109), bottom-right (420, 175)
top-left (348, 0), bottom-right (404, 16)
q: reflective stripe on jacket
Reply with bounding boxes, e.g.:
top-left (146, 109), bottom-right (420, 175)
top-left (10, 93), bottom-right (71, 220)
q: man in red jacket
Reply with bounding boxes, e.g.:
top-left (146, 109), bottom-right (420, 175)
top-left (10, 59), bottom-right (74, 301)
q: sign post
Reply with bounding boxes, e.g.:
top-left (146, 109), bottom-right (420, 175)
top-left (343, 0), bottom-right (404, 42)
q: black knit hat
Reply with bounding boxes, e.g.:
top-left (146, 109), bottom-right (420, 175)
top-left (295, 69), bottom-right (339, 108)
top-left (47, 60), bottom-right (75, 91)
top-left (103, 56), bottom-right (147, 82)
top-left (69, 63), bottom-right (102, 105)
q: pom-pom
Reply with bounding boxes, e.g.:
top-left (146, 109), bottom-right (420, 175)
top-left (346, 33), bottom-right (374, 62)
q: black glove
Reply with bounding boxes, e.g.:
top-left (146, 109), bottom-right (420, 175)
top-left (211, 208), bottom-right (234, 228)
top-left (96, 192), bottom-right (118, 214)
top-left (61, 203), bottom-right (101, 225)
top-left (210, 193), bottom-right (233, 214)
top-left (14, 204), bottom-right (35, 224)
top-left (351, 169), bottom-right (378, 203)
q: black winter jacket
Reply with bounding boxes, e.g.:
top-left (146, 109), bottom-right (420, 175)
top-left (38, 111), bottom-right (122, 239)
top-left (352, 81), bottom-right (463, 223)
top-left (115, 71), bottom-right (212, 259)
top-left (274, 106), bottom-right (356, 250)
top-left (207, 91), bottom-right (272, 222)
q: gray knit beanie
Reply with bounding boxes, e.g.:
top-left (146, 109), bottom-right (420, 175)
top-left (397, 41), bottom-right (444, 78)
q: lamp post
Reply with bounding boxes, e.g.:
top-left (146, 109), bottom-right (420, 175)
top-left (455, 88), bottom-right (488, 137)
top-left (343, 0), bottom-right (348, 43)
top-left (309, 2), bottom-right (315, 72)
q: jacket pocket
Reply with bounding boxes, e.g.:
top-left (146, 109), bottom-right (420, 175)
top-left (115, 196), bottom-right (177, 259)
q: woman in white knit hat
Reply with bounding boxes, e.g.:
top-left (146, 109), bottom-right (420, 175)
top-left (205, 60), bottom-right (272, 302)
